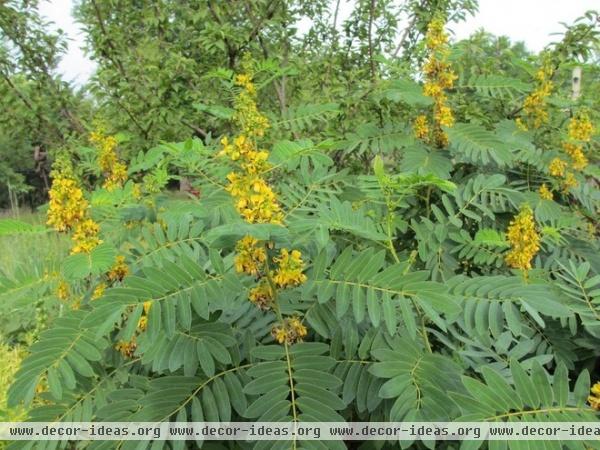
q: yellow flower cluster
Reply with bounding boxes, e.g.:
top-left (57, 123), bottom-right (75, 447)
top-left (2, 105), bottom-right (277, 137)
top-left (71, 219), bottom-right (102, 254)
top-left (234, 236), bottom-right (267, 276)
top-left (538, 183), bottom-right (553, 200)
top-left (419, 16), bottom-right (456, 148)
top-left (520, 57), bottom-right (553, 129)
top-left (562, 142), bottom-right (588, 171)
top-left (47, 157), bottom-right (102, 256)
top-left (47, 162), bottom-right (88, 232)
top-left (588, 382), bottom-right (600, 410)
top-left (249, 279), bottom-right (275, 310)
top-left (271, 317), bottom-right (307, 345)
top-left (244, 246), bottom-right (307, 311)
top-left (505, 205), bottom-right (540, 272)
top-left (90, 131), bottom-right (128, 191)
top-left (107, 255), bottom-right (129, 282)
top-left (548, 158), bottom-right (567, 177)
top-left (568, 113), bottom-right (594, 141)
top-left (547, 113), bottom-right (595, 192)
top-left (272, 249), bottom-right (307, 288)
top-left (115, 338), bottom-right (137, 358)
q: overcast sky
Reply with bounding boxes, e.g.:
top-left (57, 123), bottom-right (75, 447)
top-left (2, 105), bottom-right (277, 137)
top-left (38, 0), bottom-right (599, 85)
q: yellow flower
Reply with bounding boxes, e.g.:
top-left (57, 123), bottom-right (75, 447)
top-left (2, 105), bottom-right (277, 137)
top-left (271, 317), bottom-right (308, 345)
top-left (272, 249), bottom-right (307, 288)
top-left (515, 117), bottom-right (528, 131)
top-left (588, 382), bottom-right (600, 411)
top-left (234, 236), bottom-right (267, 275)
top-left (248, 279), bottom-right (274, 310)
top-left (143, 301), bottom-right (152, 314)
top-left (137, 316), bottom-right (148, 332)
top-left (505, 205), bottom-right (540, 272)
top-left (108, 255), bottom-right (129, 282)
top-left (562, 142), bottom-right (588, 171)
top-left (538, 184), bottom-right (553, 200)
top-left (413, 115), bottom-right (429, 140)
top-left (92, 283), bottom-right (106, 300)
top-left (568, 114), bottom-right (594, 142)
top-left (71, 219), bottom-right (102, 254)
top-left (548, 158), bottom-right (567, 177)
top-left (115, 338), bottom-right (136, 358)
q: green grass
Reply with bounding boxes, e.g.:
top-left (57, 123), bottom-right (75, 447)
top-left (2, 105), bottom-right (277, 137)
top-left (0, 209), bottom-right (70, 275)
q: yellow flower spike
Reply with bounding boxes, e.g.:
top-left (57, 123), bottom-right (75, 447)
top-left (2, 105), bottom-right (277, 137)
top-left (420, 15), bottom-right (455, 148)
top-left (143, 301), bottom-right (152, 314)
top-left (538, 184), bottom-right (553, 200)
top-left (505, 205), bottom-right (540, 273)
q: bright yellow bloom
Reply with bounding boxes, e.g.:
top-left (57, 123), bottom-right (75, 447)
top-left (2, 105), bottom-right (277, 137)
top-left (143, 301), bottom-right (152, 314)
top-left (71, 219), bottom-right (102, 254)
top-left (505, 205), bottom-right (540, 272)
top-left (272, 249), bottom-right (307, 288)
top-left (234, 236), bottom-right (267, 275)
top-left (414, 115), bottom-right (429, 140)
top-left (92, 283), bottom-right (106, 300)
top-left (538, 183), bottom-right (553, 200)
top-left (588, 382), bottom-right (600, 411)
top-left (108, 255), bottom-right (129, 282)
top-left (548, 158), bottom-right (567, 177)
top-left (568, 114), bottom-right (594, 142)
top-left (47, 170), bottom-right (88, 232)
